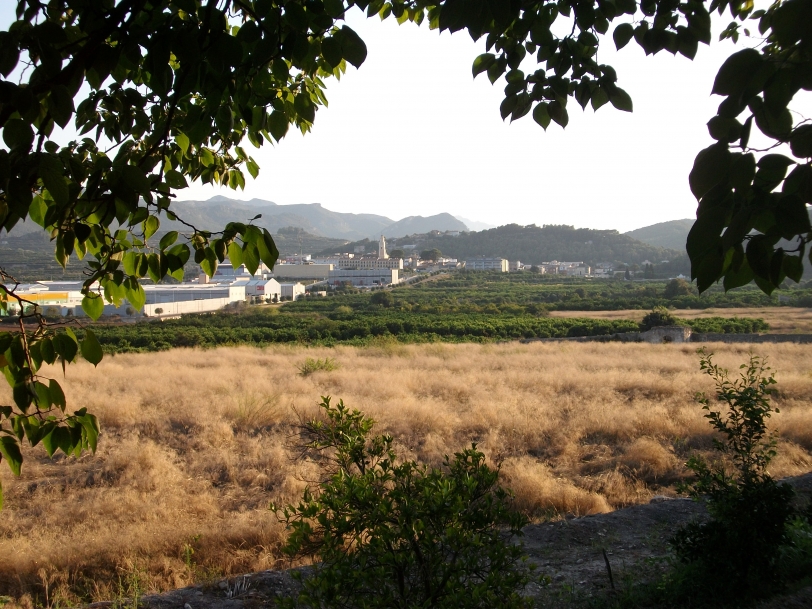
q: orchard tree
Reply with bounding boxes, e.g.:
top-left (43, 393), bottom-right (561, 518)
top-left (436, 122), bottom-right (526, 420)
top-left (0, 0), bottom-right (810, 499)
top-left (421, 248), bottom-right (443, 260)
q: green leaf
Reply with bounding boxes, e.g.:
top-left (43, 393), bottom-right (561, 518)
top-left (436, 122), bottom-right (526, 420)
top-left (323, 0), bottom-right (345, 17)
top-left (0, 32), bottom-right (20, 77)
top-left (0, 436), bottom-right (22, 476)
top-left (322, 36), bottom-right (343, 68)
top-left (165, 170), bottom-right (188, 189)
top-left (242, 242), bottom-right (260, 275)
top-left (790, 125), bottom-right (812, 159)
top-left (257, 229), bottom-right (279, 269)
top-left (200, 247), bottom-right (218, 278)
top-left (246, 158), bottom-right (260, 179)
top-left (268, 111), bottom-right (289, 142)
top-left (144, 215), bottom-right (160, 240)
top-left (613, 23), bottom-right (634, 50)
top-left (547, 101), bottom-right (568, 127)
top-left (160, 231), bottom-right (179, 249)
top-left (49, 379), bottom-right (66, 411)
top-left (472, 53), bottom-right (495, 78)
top-left (40, 154), bottom-right (69, 207)
top-left (48, 85), bottom-right (75, 129)
top-left (609, 88), bottom-right (633, 112)
top-left (78, 412), bottom-right (100, 452)
top-left (126, 281), bottom-right (146, 310)
top-left (53, 332), bottom-right (78, 362)
top-left (200, 148), bottom-right (215, 167)
top-left (590, 87), bottom-right (609, 111)
top-left (82, 294), bottom-right (105, 321)
top-left (339, 26), bottom-right (367, 68)
top-left (729, 153), bottom-right (756, 191)
top-left (33, 381), bottom-right (50, 409)
top-left (175, 132), bottom-right (190, 154)
top-left (2, 118), bottom-right (34, 151)
top-left (689, 143), bottom-right (732, 200)
top-left (122, 165), bottom-right (152, 194)
top-left (712, 49), bottom-right (762, 96)
top-left (80, 330), bottom-right (104, 367)
top-left (724, 255), bottom-right (755, 291)
top-left (228, 241), bottom-right (244, 269)
top-left (28, 195), bottom-right (48, 227)
top-left (532, 103), bottom-right (551, 130)
top-left (783, 254), bottom-right (803, 283)
top-left (12, 383), bottom-right (32, 412)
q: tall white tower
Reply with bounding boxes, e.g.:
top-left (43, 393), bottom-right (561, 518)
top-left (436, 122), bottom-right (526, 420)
top-left (379, 234), bottom-right (388, 259)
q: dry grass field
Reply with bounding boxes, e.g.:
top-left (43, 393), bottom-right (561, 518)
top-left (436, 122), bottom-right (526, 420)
top-left (550, 306), bottom-right (812, 333)
top-left (1, 341), bottom-right (812, 606)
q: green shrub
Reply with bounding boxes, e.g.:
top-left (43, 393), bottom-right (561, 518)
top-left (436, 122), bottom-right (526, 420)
top-left (275, 397), bottom-right (536, 609)
top-left (670, 349), bottom-right (795, 602)
top-left (639, 306), bottom-right (679, 331)
top-left (297, 357), bottom-right (339, 376)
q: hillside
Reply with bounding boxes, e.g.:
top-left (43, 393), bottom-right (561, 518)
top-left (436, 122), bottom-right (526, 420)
top-left (166, 198), bottom-right (394, 240)
top-left (319, 224), bottom-right (687, 269)
top-left (624, 219), bottom-right (693, 251)
top-left (164, 198), bottom-right (471, 240)
top-left (381, 213), bottom-right (467, 237)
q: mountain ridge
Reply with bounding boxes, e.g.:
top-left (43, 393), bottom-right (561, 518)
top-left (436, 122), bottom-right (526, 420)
top-left (167, 197), bottom-right (469, 240)
top-left (623, 219), bottom-right (693, 251)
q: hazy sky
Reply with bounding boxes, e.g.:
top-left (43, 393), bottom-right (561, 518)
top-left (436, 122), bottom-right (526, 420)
top-left (2, 5), bottom-right (749, 232)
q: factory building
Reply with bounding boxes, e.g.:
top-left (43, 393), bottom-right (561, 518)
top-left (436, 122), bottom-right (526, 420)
top-left (328, 268), bottom-right (399, 287)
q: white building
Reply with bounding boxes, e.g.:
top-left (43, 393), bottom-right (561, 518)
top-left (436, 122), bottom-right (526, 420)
top-left (244, 278), bottom-right (281, 301)
top-left (271, 263), bottom-right (334, 279)
top-left (280, 282), bottom-right (306, 300)
top-left (328, 268), bottom-right (399, 287)
top-left (464, 258), bottom-right (509, 272)
top-left (379, 235), bottom-right (388, 259)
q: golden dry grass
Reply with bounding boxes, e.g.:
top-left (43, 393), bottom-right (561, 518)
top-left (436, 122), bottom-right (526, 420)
top-left (550, 306), bottom-right (812, 333)
top-left (1, 341), bottom-right (811, 605)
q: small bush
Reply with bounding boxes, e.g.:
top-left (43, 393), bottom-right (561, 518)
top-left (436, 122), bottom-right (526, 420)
top-left (275, 397), bottom-right (536, 609)
top-left (639, 306), bottom-right (679, 331)
top-left (670, 349), bottom-right (795, 602)
top-left (297, 357), bottom-right (339, 376)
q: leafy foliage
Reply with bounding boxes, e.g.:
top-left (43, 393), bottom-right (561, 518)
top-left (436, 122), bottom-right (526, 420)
top-left (275, 397), bottom-right (535, 609)
top-left (671, 350), bottom-right (795, 601)
top-left (663, 278), bottom-right (695, 299)
top-left (639, 306), bottom-right (679, 331)
top-left (297, 357), bottom-right (339, 376)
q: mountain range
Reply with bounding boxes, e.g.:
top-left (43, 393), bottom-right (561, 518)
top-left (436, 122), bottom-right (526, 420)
top-left (166, 196), bottom-right (469, 240)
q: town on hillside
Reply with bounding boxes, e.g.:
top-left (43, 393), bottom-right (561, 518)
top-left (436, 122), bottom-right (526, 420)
top-left (6, 233), bottom-right (682, 320)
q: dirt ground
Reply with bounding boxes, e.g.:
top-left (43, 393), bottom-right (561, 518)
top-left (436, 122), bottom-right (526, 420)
top-left (550, 307), bottom-right (812, 334)
top-left (94, 474), bottom-right (812, 609)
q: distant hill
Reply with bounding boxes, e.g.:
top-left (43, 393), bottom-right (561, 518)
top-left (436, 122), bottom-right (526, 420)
top-left (320, 224), bottom-right (688, 269)
top-left (380, 214), bottom-right (468, 238)
top-left (454, 216), bottom-right (496, 232)
top-left (166, 198), bottom-right (393, 241)
top-left (624, 219), bottom-right (693, 251)
top-left (166, 198), bottom-right (472, 241)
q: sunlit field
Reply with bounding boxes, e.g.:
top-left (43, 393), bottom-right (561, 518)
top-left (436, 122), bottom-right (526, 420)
top-left (2, 342), bottom-right (811, 605)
